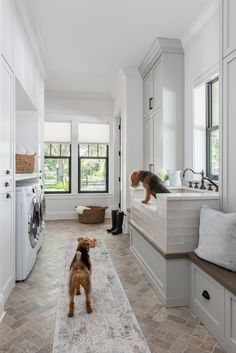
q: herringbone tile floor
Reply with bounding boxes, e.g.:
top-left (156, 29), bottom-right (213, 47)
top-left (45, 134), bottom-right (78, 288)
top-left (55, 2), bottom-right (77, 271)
top-left (0, 220), bottom-right (225, 353)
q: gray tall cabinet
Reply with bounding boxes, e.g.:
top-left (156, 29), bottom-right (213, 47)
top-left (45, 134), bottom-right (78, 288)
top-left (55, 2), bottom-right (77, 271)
top-left (139, 38), bottom-right (184, 173)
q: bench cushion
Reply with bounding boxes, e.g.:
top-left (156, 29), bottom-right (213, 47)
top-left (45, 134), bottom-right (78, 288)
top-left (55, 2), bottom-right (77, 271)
top-left (195, 205), bottom-right (236, 271)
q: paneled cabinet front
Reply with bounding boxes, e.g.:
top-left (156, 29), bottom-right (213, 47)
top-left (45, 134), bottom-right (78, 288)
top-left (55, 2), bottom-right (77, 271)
top-left (222, 52), bottom-right (236, 212)
top-left (0, 57), bottom-right (14, 176)
top-left (143, 60), bottom-right (162, 118)
top-left (223, 0), bottom-right (236, 58)
top-left (143, 71), bottom-right (153, 117)
top-left (144, 116), bottom-right (154, 171)
top-left (1, 0), bottom-right (13, 68)
top-left (0, 191), bottom-right (14, 304)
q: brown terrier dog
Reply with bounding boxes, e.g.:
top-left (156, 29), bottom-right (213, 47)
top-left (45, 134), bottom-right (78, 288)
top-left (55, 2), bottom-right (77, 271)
top-left (67, 237), bottom-right (97, 317)
top-left (130, 170), bottom-right (170, 204)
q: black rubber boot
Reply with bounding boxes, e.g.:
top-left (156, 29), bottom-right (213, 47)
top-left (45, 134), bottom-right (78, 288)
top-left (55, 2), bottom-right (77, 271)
top-left (106, 210), bottom-right (118, 233)
top-left (111, 211), bottom-right (125, 235)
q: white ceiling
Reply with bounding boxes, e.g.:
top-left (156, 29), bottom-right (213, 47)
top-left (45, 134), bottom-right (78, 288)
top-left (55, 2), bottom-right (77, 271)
top-left (32, 0), bottom-right (212, 97)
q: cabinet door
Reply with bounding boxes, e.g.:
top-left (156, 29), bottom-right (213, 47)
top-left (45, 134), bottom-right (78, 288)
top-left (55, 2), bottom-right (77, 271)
top-left (0, 58), bottom-right (14, 176)
top-left (223, 53), bottom-right (236, 212)
top-left (225, 290), bottom-right (236, 353)
top-left (1, 0), bottom-right (13, 67)
top-left (143, 116), bottom-right (154, 171)
top-left (223, 0), bottom-right (236, 58)
top-left (143, 71), bottom-right (153, 117)
top-left (153, 109), bottom-right (163, 171)
top-left (153, 60), bottom-right (162, 110)
top-left (14, 9), bottom-right (25, 84)
top-left (0, 191), bottom-right (14, 303)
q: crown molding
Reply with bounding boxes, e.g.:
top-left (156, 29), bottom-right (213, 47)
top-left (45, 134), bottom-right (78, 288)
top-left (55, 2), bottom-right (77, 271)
top-left (138, 37), bottom-right (184, 78)
top-left (181, 0), bottom-right (219, 49)
top-left (14, 0), bottom-right (48, 78)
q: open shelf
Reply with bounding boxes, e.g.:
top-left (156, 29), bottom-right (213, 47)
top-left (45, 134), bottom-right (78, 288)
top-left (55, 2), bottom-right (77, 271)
top-left (14, 173), bottom-right (39, 181)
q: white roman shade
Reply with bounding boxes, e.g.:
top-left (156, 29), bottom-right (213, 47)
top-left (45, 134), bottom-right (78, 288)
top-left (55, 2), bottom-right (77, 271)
top-left (44, 122), bottom-right (71, 143)
top-left (78, 123), bottom-right (109, 144)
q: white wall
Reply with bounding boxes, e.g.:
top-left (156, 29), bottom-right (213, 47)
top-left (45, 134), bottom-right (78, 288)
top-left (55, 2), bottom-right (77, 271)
top-left (44, 94), bottom-right (114, 220)
top-left (45, 93), bottom-right (113, 117)
top-left (112, 68), bottom-right (143, 212)
top-left (182, 0), bottom-right (219, 172)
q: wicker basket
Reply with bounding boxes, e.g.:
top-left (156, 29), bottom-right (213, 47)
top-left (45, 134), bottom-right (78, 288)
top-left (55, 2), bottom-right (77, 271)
top-left (15, 154), bottom-right (36, 174)
top-left (78, 206), bottom-right (108, 224)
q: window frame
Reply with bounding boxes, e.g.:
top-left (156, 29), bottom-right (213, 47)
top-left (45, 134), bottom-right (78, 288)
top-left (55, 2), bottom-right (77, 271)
top-left (78, 144), bottom-right (109, 193)
top-left (206, 77), bottom-right (219, 180)
top-left (44, 143), bottom-right (72, 194)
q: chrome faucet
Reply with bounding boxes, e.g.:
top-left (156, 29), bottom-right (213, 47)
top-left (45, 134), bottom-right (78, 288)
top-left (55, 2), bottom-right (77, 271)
top-left (183, 168), bottom-right (218, 192)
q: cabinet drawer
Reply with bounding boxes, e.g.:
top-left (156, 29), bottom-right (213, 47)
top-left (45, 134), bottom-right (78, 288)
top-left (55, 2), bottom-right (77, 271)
top-left (0, 176), bottom-right (13, 192)
top-left (190, 262), bottom-right (224, 337)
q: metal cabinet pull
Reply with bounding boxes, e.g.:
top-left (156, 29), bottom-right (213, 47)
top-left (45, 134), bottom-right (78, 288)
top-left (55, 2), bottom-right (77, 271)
top-left (149, 163), bottom-right (154, 172)
top-left (202, 290), bottom-right (210, 300)
top-left (6, 193), bottom-right (11, 199)
top-left (6, 170), bottom-right (10, 175)
top-left (5, 182), bottom-right (10, 187)
top-left (149, 97), bottom-right (154, 110)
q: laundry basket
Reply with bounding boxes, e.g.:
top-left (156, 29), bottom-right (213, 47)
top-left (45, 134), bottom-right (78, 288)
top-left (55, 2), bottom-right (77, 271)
top-left (15, 154), bottom-right (36, 173)
top-left (78, 206), bottom-right (108, 224)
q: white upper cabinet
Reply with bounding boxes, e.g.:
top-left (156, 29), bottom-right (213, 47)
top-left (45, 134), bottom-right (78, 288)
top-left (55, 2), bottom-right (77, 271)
top-left (13, 8), bottom-right (25, 84)
top-left (13, 6), bottom-right (45, 112)
top-left (140, 38), bottom-right (184, 172)
top-left (1, 0), bottom-right (13, 68)
top-left (223, 0), bottom-right (236, 58)
top-left (0, 57), bottom-right (14, 176)
top-left (143, 71), bottom-right (153, 117)
top-left (153, 60), bottom-right (162, 110)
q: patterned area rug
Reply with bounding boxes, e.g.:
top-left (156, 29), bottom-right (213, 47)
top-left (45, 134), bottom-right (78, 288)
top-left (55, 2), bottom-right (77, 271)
top-left (53, 239), bottom-right (151, 353)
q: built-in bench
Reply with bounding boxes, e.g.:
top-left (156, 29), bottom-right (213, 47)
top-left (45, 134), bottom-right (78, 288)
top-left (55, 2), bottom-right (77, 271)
top-left (129, 220), bottom-right (236, 353)
top-left (188, 253), bottom-right (236, 353)
top-left (188, 252), bottom-right (236, 297)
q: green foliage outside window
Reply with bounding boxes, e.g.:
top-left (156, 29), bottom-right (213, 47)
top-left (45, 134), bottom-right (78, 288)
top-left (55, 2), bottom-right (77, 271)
top-left (44, 143), bottom-right (71, 193)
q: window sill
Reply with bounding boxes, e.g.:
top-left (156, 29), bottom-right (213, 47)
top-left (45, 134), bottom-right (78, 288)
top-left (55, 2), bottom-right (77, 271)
top-left (45, 193), bottom-right (112, 200)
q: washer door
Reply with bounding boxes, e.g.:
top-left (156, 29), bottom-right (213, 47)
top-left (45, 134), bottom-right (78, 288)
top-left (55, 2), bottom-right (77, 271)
top-left (39, 194), bottom-right (46, 229)
top-left (28, 197), bottom-right (40, 249)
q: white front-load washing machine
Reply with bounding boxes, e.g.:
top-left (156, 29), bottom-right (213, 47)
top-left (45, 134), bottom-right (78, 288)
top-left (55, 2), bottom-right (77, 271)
top-left (15, 184), bottom-right (40, 281)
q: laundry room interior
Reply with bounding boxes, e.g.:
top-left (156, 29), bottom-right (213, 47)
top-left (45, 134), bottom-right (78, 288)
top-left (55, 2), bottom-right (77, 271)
top-left (1, 1), bottom-right (236, 353)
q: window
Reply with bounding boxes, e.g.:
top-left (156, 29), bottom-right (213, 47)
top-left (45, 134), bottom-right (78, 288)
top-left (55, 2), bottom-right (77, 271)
top-left (206, 78), bottom-right (219, 180)
top-left (78, 144), bottom-right (108, 192)
top-left (78, 123), bottom-right (109, 193)
top-left (44, 122), bottom-right (71, 193)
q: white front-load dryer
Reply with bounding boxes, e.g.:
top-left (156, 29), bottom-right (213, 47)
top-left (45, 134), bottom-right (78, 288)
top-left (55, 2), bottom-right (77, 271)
top-left (15, 185), bottom-right (40, 281)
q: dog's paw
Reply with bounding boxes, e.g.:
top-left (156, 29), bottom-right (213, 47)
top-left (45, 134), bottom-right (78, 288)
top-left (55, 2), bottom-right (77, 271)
top-left (141, 200), bottom-right (148, 204)
top-left (67, 311), bottom-right (74, 317)
top-left (86, 306), bottom-right (93, 314)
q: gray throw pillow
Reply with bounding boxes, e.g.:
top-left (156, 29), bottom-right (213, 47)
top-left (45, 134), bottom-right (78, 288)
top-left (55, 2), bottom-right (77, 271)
top-left (195, 205), bottom-right (236, 271)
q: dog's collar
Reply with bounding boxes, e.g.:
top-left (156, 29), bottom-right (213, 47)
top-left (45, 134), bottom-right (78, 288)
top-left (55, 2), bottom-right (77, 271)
top-left (76, 245), bottom-right (89, 254)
